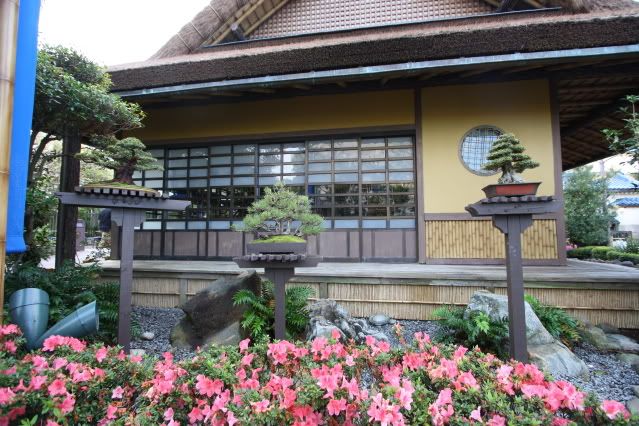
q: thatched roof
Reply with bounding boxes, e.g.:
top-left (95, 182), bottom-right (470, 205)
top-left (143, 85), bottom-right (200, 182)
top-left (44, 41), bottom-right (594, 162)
top-left (147, 0), bottom-right (639, 61)
top-left (109, 5), bottom-right (639, 92)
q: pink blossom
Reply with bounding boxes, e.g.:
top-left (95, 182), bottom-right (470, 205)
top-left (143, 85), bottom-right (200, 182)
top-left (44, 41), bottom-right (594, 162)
top-left (111, 386), bottom-right (124, 399)
top-left (227, 411), bottom-right (238, 426)
top-left (454, 371), bottom-right (479, 391)
top-left (29, 375), bottom-right (47, 391)
top-left (195, 374), bottom-right (224, 397)
top-left (58, 394), bottom-right (75, 414)
top-left (521, 384), bottom-right (546, 399)
top-left (341, 377), bottom-right (360, 400)
top-left (0, 388), bottom-right (15, 405)
top-left (311, 336), bottom-right (328, 355)
top-left (327, 398), bottom-right (347, 416)
top-left (95, 347), bottom-right (108, 363)
top-left (105, 404), bottom-right (118, 420)
top-left (268, 340), bottom-right (296, 365)
top-left (252, 399), bottom-right (270, 413)
top-left (601, 400), bottom-right (630, 420)
top-left (0, 324), bottom-right (20, 336)
top-left (239, 338), bottom-right (250, 353)
top-left (3, 341), bottom-right (17, 353)
top-left (164, 407), bottom-right (175, 421)
top-left (487, 414), bottom-right (506, 426)
top-left (47, 379), bottom-right (67, 396)
top-left (395, 380), bottom-right (414, 410)
top-left (331, 328), bottom-right (342, 340)
top-left (52, 357), bottom-right (68, 370)
top-left (188, 406), bottom-right (204, 424)
top-left (367, 393), bottom-right (404, 426)
top-left (45, 421), bottom-right (60, 426)
top-left (552, 418), bottom-right (570, 426)
top-left (470, 406), bottom-right (482, 422)
top-left (453, 346), bottom-right (468, 361)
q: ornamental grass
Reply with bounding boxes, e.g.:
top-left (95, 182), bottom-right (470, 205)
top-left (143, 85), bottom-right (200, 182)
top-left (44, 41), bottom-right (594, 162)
top-left (0, 324), bottom-right (633, 425)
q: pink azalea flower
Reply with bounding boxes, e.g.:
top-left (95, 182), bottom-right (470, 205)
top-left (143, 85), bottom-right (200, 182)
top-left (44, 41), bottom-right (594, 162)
top-left (0, 388), bottom-right (15, 405)
top-left (368, 393), bottom-right (404, 426)
top-left (52, 357), bottom-right (68, 370)
top-left (251, 399), bottom-right (270, 413)
top-left (454, 371), bottom-right (479, 391)
top-left (552, 418), bottom-right (570, 426)
top-left (164, 407), bottom-right (175, 421)
top-left (3, 341), bottom-right (17, 353)
top-left (58, 394), bottom-right (75, 414)
top-left (188, 407), bottom-right (204, 424)
top-left (29, 375), bottom-right (47, 391)
top-left (327, 398), bottom-right (347, 416)
top-left (31, 355), bottom-right (48, 370)
top-left (601, 400), bottom-right (630, 420)
top-left (487, 414), bottom-right (506, 426)
top-left (453, 346), bottom-right (468, 361)
top-left (341, 377), bottom-right (360, 400)
top-left (196, 374), bottom-right (224, 397)
top-left (47, 379), bottom-right (67, 396)
top-left (111, 386), bottom-right (124, 399)
top-left (105, 404), bottom-right (118, 420)
top-left (470, 406), bottom-right (482, 422)
top-left (0, 324), bottom-right (19, 336)
top-left (239, 338), bottom-right (250, 353)
top-left (227, 411), bottom-right (238, 426)
top-left (45, 420), bottom-right (60, 426)
top-left (95, 347), bottom-right (108, 362)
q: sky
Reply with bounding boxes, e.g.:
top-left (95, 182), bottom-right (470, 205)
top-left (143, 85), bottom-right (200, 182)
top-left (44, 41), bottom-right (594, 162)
top-left (38, 0), bottom-right (210, 67)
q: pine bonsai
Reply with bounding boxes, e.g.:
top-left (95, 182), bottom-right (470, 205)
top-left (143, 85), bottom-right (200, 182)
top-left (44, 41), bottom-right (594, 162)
top-left (484, 133), bottom-right (539, 184)
top-left (242, 181), bottom-right (323, 240)
top-left (76, 136), bottom-right (162, 186)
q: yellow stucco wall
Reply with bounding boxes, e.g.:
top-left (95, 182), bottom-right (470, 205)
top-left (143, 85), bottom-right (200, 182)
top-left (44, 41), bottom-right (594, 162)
top-left (133, 91), bottom-right (415, 142)
top-left (420, 80), bottom-right (555, 213)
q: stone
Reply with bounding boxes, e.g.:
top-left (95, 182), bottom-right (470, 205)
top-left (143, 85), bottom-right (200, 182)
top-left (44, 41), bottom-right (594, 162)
top-left (466, 291), bottom-right (554, 346)
top-left (633, 385), bottom-right (639, 398)
top-left (170, 271), bottom-right (260, 349)
top-left (130, 349), bottom-right (146, 357)
top-left (528, 342), bottom-right (589, 379)
top-left (627, 398), bottom-right (639, 416)
top-left (622, 261), bottom-right (636, 267)
top-left (581, 326), bottom-right (611, 350)
top-left (466, 290), bottom-right (587, 378)
top-left (389, 318), bottom-right (397, 325)
top-left (141, 331), bottom-right (155, 341)
top-left (307, 299), bottom-right (389, 344)
top-left (616, 353), bottom-right (639, 365)
top-left (606, 334), bottom-right (639, 353)
top-left (598, 323), bottom-right (620, 334)
top-left (369, 313), bottom-right (391, 326)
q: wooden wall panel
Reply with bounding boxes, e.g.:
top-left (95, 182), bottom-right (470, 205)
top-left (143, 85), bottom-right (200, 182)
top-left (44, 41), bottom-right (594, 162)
top-left (426, 219), bottom-right (557, 259)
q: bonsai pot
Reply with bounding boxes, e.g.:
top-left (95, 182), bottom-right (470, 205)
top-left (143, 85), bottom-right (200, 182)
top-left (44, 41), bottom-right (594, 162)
top-left (482, 182), bottom-right (541, 198)
top-left (246, 241), bottom-right (307, 254)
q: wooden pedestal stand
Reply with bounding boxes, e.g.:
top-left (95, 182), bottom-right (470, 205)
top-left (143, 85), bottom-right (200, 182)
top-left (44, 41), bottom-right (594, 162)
top-left (234, 254), bottom-right (321, 340)
top-left (466, 195), bottom-right (560, 362)
top-left (56, 187), bottom-right (190, 352)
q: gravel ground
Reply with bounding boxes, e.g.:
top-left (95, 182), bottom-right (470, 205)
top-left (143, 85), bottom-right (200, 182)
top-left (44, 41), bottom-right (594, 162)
top-left (132, 308), bottom-right (639, 402)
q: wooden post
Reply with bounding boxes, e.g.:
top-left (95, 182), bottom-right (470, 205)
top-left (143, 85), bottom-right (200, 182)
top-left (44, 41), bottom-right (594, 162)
top-left (263, 268), bottom-right (295, 340)
top-left (0, 0), bottom-right (20, 324)
top-left (494, 215), bottom-right (533, 362)
top-left (55, 128), bottom-right (81, 268)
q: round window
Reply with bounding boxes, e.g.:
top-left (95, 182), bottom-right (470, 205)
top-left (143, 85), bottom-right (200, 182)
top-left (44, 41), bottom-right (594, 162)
top-left (459, 126), bottom-right (503, 176)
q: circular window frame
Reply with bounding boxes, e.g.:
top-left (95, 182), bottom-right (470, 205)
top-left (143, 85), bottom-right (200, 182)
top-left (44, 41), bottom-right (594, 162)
top-left (458, 125), bottom-right (503, 176)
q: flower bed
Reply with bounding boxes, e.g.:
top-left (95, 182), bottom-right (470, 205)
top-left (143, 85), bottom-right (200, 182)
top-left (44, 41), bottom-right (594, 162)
top-left (0, 325), bottom-right (634, 425)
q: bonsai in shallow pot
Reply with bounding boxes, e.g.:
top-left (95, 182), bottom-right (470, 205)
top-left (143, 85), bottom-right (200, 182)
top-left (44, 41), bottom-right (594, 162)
top-left (76, 136), bottom-right (163, 193)
top-left (482, 133), bottom-right (540, 198)
top-left (242, 181), bottom-right (323, 254)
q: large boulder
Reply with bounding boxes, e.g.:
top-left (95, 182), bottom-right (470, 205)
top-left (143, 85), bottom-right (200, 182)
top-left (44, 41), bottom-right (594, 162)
top-left (466, 291), bottom-right (588, 379)
top-left (170, 271), bottom-right (260, 349)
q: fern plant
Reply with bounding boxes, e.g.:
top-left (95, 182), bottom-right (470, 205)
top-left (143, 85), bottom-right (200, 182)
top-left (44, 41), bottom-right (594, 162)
top-left (525, 295), bottom-right (581, 348)
top-left (233, 280), bottom-right (313, 340)
top-left (433, 306), bottom-right (510, 359)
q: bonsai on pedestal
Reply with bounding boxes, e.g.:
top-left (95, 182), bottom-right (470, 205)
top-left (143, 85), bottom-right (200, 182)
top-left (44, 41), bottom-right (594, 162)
top-left (482, 133), bottom-right (541, 198)
top-left (75, 136), bottom-right (163, 192)
top-left (241, 181), bottom-right (324, 254)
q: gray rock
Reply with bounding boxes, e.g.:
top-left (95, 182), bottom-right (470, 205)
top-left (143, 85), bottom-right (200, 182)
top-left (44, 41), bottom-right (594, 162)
top-left (141, 331), bottom-right (155, 341)
top-left (622, 261), bottom-right (636, 267)
top-left (369, 313), bottom-right (391, 326)
top-left (170, 271), bottom-right (260, 349)
top-left (466, 291), bottom-right (554, 345)
top-left (307, 299), bottom-right (389, 344)
top-left (130, 349), bottom-right (146, 357)
top-left (633, 385), bottom-right (639, 398)
top-left (627, 398), bottom-right (639, 416)
top-left (607, 334), bottom-right (639, 353)
top-left (529, 342), bottom-right (589, 379)
top-left (616, 353), bottom-right (639, 365)
top-left (582, 326), bottom-right (611, 350)
top-left (388, 318), bottom-right (397, 325)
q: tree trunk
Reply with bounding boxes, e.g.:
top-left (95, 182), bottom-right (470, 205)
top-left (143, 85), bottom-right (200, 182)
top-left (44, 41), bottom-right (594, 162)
top-left (55, 128), bottom-right (81, 268)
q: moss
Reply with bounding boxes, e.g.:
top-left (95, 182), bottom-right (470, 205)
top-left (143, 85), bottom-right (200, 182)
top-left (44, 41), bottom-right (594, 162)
top-left (252, 235), bottom-right (306, 244)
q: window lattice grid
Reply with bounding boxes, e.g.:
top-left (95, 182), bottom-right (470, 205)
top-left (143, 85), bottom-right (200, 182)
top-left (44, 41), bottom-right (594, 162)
top-left (459, 126), bottom-right (502, 176)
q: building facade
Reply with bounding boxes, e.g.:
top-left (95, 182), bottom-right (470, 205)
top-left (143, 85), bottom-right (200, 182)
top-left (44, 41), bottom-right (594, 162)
top-left (108, 0), bottom-right (639, 264)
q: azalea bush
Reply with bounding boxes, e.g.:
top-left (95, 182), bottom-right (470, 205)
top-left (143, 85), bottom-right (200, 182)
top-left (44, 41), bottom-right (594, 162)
top-left (0, 324), bottom-right (635, 425)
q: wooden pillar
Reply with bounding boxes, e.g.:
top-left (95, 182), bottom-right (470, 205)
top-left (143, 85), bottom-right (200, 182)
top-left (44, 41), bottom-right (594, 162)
top-left (263, 267), bottom-right (295, 340)
top-left (55, 128), bottom-right (81, 268)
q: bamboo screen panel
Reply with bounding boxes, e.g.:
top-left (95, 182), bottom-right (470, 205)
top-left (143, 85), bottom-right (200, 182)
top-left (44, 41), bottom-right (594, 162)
top-left (425, 219), bottom-right (558, 259)
top-left (252, 0), bottom-right (493, 39)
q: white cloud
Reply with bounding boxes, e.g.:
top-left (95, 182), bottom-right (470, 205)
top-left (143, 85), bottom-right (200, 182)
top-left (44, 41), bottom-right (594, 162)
top-left (38, 0), bottom-right (209, 66)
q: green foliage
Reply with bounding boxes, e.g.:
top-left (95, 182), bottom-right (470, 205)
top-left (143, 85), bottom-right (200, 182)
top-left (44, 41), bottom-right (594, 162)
top-left (525, 295), bottom-right (581, 348)
top-left (483, 133), bottom-right (539, 184)
top-left (242, 181), bottom-right (324, 238)
top-left (4, 262), bottom-right (124, 344)
top-left (603, 95), bottom-right (639, 167)
top-left (606, 250), bottom-right (639, 264)
top-left (433, 306), bottom-right (509, 359)
top-left (624, 237), bottom-right (639, 254)
top-left (232, 280), bottom-right (314, 340)
top-left (564, 166), bottom-right (615, 246)
top-left (76, 136), bottom-right (162, 184)
top-left (591, 246), bottom-right (614, 260)
top-left (253, 235), bottom-right (307, 243)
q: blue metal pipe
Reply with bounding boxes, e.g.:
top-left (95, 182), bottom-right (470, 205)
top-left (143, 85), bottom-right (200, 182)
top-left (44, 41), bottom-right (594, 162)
top-left (7, 0), bottom-right (41, 254)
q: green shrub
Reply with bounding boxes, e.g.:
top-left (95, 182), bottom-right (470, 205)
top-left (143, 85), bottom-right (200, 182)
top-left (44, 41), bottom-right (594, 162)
top-left (233, 280), bottom-right (314, 340)
top-left (4, 261), bottom-right (124, 344)
top-left (567, 247), bottom-right (593, 259)
top-left (606, 250), bottom-right (623, 261)
top-left (624, 238), bottom-right (639, 254)
top-left (433, 306), bottom-right (509, 359)
top-left (591, 246), bottom-right (614, 260)
top-left (619, 252), bottom-right (639, 264)
top-left (525, 295), bottom-right (581, 348)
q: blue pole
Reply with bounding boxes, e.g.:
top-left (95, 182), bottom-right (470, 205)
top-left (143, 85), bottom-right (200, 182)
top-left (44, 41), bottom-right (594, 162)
top-left (7, 0), bottom-right (41, 254)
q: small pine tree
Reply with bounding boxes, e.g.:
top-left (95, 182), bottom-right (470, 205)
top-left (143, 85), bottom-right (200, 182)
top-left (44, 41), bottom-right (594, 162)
top-left (484, 133), bottom-right (539, 184)
top-left (76, 136), bottom-right (162, 185)
top-left (242, 181), bottom-right (323, 238)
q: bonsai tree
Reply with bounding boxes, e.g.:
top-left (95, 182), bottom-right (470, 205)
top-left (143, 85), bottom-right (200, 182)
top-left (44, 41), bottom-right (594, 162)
top-left (484, 133), bottom-right (539, 184)
top-left (242, 181), bottom-right (323, 241)
top-left (76, 136), bottom-right (162, 186)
